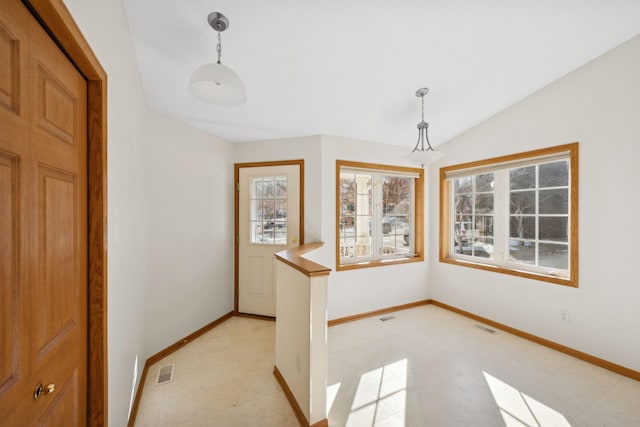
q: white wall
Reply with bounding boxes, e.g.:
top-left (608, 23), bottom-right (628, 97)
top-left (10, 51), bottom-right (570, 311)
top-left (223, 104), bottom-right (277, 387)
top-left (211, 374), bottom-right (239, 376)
top-left (429, 35), bottom-right (640, 371)
top-left (143, 111), bottom-right (234, 356)
top-left (274, 259), bottom-right (328, 425)
top-left (275, 262), bottom-right (312, 420)
top-left (61, 0), bottom-right (149, 425)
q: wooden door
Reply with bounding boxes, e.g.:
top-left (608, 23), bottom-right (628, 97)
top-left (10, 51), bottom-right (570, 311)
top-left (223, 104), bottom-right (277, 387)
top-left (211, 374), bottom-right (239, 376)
top-left (0, 0), bottom-right (88, 424)
top-left (237, 163), bottom-right (301, 316)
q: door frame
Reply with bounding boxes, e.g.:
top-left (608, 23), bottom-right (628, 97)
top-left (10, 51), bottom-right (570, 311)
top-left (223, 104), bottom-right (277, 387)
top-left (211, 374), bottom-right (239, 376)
top-left (23, 1), bottom-right (108, 425)
top-left (234, 160), bottom-right (304, 314)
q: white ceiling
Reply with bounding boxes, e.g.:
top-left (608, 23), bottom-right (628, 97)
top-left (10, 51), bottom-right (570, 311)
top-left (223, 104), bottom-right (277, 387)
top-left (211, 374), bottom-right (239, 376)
top-left (123, 0), bottom-right (640, 147)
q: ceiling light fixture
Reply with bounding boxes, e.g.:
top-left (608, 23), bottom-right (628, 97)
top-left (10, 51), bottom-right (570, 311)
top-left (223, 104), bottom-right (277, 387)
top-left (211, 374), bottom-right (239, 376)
top-left (189, 12), bottom-right (246, 106)
top-left (403, 88), bottom-right (444, 167)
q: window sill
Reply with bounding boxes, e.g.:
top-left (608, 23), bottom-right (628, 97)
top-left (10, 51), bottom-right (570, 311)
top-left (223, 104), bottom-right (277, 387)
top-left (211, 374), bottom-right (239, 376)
top-left (337, 255), bottom-right (424, 271)
top-left (439, 256), bottom-right (577, 287)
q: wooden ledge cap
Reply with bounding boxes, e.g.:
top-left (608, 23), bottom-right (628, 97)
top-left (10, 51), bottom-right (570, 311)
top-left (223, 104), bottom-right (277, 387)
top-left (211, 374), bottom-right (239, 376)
top-left (275, 242), bottom-right (331, 278)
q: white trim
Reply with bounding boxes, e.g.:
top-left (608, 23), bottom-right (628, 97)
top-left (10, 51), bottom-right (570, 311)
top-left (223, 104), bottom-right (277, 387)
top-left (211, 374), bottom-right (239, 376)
top-left (340, 166), bottom-right (420, 179)
top-left (444, 151), bottom-right (570, 180)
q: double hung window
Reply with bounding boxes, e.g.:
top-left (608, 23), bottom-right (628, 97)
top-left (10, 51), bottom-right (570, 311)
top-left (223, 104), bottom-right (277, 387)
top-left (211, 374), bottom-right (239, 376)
top-left (440, 143), bottom-right (578, 286)
top-left (337, 161), bottom-right (424, 270)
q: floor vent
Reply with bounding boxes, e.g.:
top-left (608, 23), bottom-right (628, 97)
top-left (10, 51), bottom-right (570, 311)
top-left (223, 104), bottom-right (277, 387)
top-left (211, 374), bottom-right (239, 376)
top-left (155, 364), bottom-right (175, 385)
top-left (474, 324), bottom-right (497, 334)
top-left (379, 316), bottom-right (396, 321)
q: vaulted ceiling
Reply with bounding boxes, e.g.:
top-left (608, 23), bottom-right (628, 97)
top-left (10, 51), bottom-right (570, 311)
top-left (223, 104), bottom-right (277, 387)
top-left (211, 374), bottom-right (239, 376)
top-left (123, 0), bottom-right (640, 147)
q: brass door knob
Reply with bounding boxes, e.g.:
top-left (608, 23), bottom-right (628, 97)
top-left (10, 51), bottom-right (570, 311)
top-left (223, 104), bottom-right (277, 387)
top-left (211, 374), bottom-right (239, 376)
top-left (34, 383), bottom-right (55, 400)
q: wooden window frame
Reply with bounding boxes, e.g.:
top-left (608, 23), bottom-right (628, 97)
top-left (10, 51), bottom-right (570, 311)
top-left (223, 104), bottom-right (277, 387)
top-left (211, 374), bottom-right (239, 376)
top-left (336, 160), bottom-right (424, 271)
top-left (440, 143), bottom-right (579, 287)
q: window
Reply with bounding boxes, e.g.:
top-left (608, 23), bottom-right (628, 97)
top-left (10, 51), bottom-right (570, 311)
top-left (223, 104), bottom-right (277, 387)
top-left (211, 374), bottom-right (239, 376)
top-left (440, 143), bottom-right (578, 287)
top-left (250, 175), bottom-right (288, 245)
top-left (337, 160), bottom-right (424, 270)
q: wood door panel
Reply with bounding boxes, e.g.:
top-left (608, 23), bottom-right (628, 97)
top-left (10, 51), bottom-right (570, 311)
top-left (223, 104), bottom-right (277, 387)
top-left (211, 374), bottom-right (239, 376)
top-left (0, 151), bottom-right (20, 393)
top-left (0, 23), bottom-right (19, 114)
top-left (248, 256), bottom-right (265, 296)
top-left (0, 0), bottom-right (88, 424)
top-left (37, 64), bottom-right (77, 145)
top-left (34, 165), bottom-right (78, 358)
top-left (36, 369), bottom-right (79, 427)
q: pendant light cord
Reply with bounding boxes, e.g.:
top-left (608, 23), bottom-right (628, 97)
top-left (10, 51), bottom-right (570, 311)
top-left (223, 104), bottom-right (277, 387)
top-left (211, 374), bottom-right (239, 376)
top-left (216, 31), bottom-right (222, 64)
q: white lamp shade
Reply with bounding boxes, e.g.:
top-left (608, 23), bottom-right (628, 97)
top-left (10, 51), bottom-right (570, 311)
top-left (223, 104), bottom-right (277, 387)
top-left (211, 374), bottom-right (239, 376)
top-left (189, 62), bottom-right (246, 106)
top-left (403, 149), bottom-right (445, 167)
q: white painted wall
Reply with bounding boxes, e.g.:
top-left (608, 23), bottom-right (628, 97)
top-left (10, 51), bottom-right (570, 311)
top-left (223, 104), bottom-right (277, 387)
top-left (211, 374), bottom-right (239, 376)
top-left (275, 262), bottom-right (311, 420)
top-left (274, 259), bottom-right (329, 424)
top-left (143, 111), bottom-right (234, 357)
top-left (429, 34), bottom-right (640, 371)
top-left (309, 272), bottom-right (329, 424)
top-left (61, 0), bottom-right (149, 425)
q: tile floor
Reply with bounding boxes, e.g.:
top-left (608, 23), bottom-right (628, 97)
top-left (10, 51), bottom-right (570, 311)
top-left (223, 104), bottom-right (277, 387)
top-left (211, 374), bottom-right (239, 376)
top-left (134, 306), bottom-right (640, 426)
top-left (134, 316), bottom-right (298, 426)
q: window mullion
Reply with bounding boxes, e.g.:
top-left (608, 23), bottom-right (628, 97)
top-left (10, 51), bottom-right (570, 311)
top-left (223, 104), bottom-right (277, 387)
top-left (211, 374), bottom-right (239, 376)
top-left (493, 170), bottom-right (507, 264)
top-left (471, 176), bottom-right (476, 257)
top-left (372, 173), bottom-right (382, 258)
top-left (535, 164), bottom-right (540, 267)
top-left (409, 179), bottom-right (415, 254)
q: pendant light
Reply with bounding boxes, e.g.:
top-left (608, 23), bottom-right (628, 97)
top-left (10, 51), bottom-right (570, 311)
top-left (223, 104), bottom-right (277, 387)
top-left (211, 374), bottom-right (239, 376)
top-left (189, 12), bottom-right (246, 106)
top-left (403, 88), bottom-right (444, 167)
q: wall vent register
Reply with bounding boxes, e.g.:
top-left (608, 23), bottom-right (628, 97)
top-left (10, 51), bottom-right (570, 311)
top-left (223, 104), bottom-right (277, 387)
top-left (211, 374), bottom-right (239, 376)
top-left (155, 364), bottom-right (175, 385)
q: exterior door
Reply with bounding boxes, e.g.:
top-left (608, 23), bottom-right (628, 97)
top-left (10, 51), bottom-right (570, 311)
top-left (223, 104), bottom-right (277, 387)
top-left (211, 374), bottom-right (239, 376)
top-left (0, 0), bottom-right (88, 424)
top-left (237, 163), bottom-right (302, 316)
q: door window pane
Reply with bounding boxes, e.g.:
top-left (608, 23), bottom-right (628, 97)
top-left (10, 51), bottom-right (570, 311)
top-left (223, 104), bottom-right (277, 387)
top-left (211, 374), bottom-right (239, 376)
top-left (250, 176), bottom-right (288, 245)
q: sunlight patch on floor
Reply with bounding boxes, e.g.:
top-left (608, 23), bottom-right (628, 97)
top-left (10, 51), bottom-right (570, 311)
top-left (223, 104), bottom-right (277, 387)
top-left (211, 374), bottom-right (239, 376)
top-left (483, 371), bottom-right (571, 427)
top-left (346, 359), bottom-right (408, 427)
